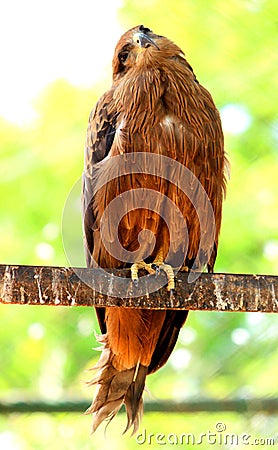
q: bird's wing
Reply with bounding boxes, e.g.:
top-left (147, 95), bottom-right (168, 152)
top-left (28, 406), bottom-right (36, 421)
top-left (82, 89), bottom-right (117, 264)
top-left (86, 90), bottom-right (117, 166)
top-left (82, 89), bottom-right (117, 334)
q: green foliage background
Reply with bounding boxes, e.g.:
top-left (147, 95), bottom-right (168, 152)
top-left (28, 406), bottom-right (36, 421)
top-left (0, 0), bottom-right (277, 448)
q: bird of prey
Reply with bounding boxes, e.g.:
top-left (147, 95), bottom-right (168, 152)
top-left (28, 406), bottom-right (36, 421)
top-left (82, 25), bottom-right (227, 433)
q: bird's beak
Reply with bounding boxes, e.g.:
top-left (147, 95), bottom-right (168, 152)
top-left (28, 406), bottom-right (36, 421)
top-left (133, 32), bottom-right (159, 50)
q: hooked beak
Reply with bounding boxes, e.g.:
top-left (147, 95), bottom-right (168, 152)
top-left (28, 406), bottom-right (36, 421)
top-left (133, 32), bottom-right (159, 50)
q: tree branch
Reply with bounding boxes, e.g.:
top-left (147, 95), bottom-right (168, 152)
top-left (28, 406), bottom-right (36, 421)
top-left (0, 264), bottom-right (277, 311)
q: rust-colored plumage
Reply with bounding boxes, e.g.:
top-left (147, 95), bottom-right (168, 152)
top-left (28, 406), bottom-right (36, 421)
top-left (83, 25), bottom-right (227, 433)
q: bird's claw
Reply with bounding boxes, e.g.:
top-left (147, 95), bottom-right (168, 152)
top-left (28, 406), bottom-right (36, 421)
top-left (151, 264), bottom-right (160, 277)
top-left (131, 261), bottom-right (175, 291)
top-left (169, 288), bottom-right (175, 302)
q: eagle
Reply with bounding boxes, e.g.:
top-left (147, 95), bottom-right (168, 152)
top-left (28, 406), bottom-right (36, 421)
top-left (82, 25), bottom-right (227, 433)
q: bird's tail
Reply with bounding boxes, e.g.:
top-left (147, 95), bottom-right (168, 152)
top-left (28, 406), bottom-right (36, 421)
top-left (85, 334), bottom-right (148, 434)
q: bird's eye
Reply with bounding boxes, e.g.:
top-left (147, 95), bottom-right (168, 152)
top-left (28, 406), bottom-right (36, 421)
top-left (118, 51), bottom-right (129, 64)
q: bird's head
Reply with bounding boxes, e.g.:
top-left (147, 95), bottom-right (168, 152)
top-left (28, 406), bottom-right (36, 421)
top-left (112, 25), bottom-right (184, 81)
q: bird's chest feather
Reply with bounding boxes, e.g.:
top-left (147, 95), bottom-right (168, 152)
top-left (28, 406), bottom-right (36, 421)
top-left (90, 66), bottom-right (221, 258)
top-left (111, 68), bottom-right (205, 163)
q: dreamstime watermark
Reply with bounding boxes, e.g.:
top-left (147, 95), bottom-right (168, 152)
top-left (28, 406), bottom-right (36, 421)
top-left (135, 422), bottom-right (276, 446)
top-left (62, 152), bottom-right (216, 297)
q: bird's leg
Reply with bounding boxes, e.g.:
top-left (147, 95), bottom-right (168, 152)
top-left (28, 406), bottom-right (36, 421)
top-left (131, 249), bottom-right (175, 291)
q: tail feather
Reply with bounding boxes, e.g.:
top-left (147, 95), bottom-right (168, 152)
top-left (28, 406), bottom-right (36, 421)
top-left (86, 334), bottom-right (147, 434)
top-left (124, 364), bottom-right (147, 434)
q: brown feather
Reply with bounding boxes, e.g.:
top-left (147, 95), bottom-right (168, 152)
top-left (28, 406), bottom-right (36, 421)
top-left (82, 24), bottom-right (227, 433)
top-left (85, 334), bottom-right (147, 434)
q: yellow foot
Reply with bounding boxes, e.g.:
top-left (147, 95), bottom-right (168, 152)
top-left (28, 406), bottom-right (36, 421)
top-left (131, 260), bottom-right (175, 291)
top-left (131, 261), bottom-right (156, 286)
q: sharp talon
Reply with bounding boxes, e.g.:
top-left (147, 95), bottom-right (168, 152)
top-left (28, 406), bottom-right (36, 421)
top-left (133, 278), bottom-right (139, 287)
top-left (151, 263), bottom-right (160, 277)
top-left (169, 288), bottom-right (175, 300)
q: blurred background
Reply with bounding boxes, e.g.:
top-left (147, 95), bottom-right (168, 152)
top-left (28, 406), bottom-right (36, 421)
top-left (0, 0), bottom-right (277, 448)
